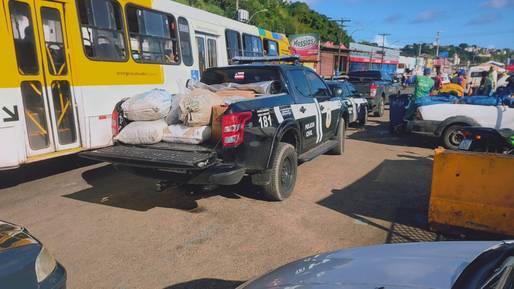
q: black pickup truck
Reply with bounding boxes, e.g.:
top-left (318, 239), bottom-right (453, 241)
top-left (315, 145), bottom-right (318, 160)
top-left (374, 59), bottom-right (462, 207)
top-left (81, 62), bottom-right (348, 201)
top-left (348, 70), bottom-right (401, 117)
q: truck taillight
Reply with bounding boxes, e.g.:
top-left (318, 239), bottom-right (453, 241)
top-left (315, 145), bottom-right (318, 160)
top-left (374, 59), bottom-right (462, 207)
top-left (112, 109), bottom-right (120, 137)
top-left (222, 111), bottom-right (252, 148)
top-left (370, 84), bottom-right (378, 97)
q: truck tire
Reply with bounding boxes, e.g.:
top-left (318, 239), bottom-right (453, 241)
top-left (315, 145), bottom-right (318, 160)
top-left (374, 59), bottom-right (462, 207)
top-left (373, 96), bottom-right (385, 117)
top-left (261, 143), bottom-right (297, 201)
top-left (442, 124), bottom-right (467, 150)
top-left (358, 106), bottom-right (367, 126)
top-left (329, 118), bottom-right (345, 155)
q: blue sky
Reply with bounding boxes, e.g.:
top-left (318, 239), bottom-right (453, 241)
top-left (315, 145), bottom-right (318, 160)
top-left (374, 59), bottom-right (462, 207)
top-left (302, 0), bottom-right (514, 49)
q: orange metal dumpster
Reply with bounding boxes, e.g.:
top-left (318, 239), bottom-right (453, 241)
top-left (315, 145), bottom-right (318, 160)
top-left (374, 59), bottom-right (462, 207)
top-left (429, 148), bottom-right (514, 236)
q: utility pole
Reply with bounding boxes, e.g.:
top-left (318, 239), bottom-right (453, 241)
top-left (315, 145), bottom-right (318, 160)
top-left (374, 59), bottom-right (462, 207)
top-left (378, 33), bottom-right (390, 70)
top-left (331, 18), bottom-right (351, 76)
top-left (435, 31), bottom-right (441, 57)
top-left (236, 0), bottom-right (239, 11)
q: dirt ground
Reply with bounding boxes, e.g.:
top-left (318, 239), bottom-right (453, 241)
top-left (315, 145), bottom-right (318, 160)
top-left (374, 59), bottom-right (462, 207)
top-left (0, 112), bottom-right (497, 289)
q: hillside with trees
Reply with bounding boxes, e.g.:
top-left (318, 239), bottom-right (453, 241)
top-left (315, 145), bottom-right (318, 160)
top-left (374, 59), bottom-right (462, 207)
top-left (174, 0), bottom-right (351, 44)
top-left (401, 43), bottom-right (513, 65)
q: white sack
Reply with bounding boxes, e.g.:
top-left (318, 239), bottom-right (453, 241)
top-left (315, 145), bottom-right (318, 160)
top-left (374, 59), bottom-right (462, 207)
top-left (162, 124), bottom-right (211, 145)
top-left (114, 120), bottom-right (167, 145)
top-left (179, 88), bottom-right (223, 126)
top-left (165, 93), bottom-right (185, 125)
top-left (122, 89), bottom-right (172, 121)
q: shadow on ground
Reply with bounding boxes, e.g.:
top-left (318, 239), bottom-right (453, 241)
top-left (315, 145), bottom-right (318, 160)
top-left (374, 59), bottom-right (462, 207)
top-left (318, 153), bottom-right (508, 242)
top-left (0, 155), bottom-right (97, 189)
top-left (349, 117), bottom-right (439, 149)
top-left (164, 278), bottom-right (244, 289)
top-left (63, 164), bottom-right (265, 212)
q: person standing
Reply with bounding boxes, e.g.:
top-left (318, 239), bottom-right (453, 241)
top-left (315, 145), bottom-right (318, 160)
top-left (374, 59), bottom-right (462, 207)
top-left (404, 68), bottom-right (435, 120)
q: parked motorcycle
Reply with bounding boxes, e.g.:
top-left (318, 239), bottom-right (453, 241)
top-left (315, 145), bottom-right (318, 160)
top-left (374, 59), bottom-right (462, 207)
top-left (459, 127), bottom-right (514, 154)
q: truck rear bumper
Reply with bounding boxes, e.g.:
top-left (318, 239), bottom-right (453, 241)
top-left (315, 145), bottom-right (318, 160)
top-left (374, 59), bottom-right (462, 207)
top-left (81, 143), bottom-right (246, 186)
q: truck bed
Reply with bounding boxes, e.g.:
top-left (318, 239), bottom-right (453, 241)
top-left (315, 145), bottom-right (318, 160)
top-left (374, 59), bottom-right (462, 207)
top-left (81, 142), bottom-right (218, 170)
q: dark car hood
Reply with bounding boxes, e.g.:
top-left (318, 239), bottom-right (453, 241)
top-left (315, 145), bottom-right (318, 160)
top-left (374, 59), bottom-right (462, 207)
top-left (242, 241), bottom-right (502, 289)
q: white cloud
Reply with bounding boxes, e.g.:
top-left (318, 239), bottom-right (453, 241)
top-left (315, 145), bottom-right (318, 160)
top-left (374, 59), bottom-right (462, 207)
top-left (481, 0), bottom-right (514, 8)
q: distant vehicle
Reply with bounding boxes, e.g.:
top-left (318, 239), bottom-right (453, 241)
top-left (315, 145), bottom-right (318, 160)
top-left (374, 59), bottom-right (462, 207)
top-left (0, 221), bottom-right (66, 289)
top-left (407, 103), bottom-right (514, 150)
top-left (237, 241), bottom-right (514, 289)
top-left (326, 80), bottom-right (368, 126)
top-left (82, 58), bottom-right (349, 201)
top-left (347, 70), bottom-right (402, 117)
top-left (459, 127), bottom-right (514, 154)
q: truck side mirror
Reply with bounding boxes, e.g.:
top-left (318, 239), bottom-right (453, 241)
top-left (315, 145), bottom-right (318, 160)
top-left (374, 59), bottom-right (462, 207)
top-left (334, 87), bottom-right (343, 96)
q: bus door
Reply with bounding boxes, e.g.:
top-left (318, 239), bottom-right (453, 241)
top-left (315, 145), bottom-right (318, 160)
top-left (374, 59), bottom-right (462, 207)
top-left (9, 0), bottom-right (80, 158)
top-left (195, 33), bottom-right (218, 75)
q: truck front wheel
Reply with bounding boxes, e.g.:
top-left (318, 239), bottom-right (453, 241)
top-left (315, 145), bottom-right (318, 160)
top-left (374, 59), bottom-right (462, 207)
top-left (261, 143), bottom-right (297, 201)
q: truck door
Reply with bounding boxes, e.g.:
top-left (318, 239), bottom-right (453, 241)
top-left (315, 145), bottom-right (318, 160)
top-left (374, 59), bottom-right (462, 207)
top-left (7, 0), bottom-right (80, 159)
top-left (304, 70), bottom-right (340, 143)
top-left (289, 69), bottom-right (319, 152)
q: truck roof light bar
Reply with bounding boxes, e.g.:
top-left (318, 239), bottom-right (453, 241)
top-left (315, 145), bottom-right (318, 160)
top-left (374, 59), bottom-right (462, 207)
top-left (231, 55), bottom-right (301, 65)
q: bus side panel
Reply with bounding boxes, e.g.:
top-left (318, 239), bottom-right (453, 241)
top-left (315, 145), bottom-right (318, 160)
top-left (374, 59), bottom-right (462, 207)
top-left (0, 1), bottom-right (28, 168)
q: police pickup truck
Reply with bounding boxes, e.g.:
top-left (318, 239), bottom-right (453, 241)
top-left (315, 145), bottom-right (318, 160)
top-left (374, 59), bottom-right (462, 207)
top-left (81, 57), bottom-right (349, 201)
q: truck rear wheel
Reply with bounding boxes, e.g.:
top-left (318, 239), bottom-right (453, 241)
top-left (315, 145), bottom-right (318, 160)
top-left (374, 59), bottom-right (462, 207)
top-left (261, 142), bottom-right (297, 201)
top-left (442, 124), bottom-right (467, 150)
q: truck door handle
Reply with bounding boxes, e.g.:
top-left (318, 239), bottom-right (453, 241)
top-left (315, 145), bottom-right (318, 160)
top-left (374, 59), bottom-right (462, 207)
top-left (300, 106), bottom-right (306, 113)
top-left (320, 105), bottom-right (325, 111)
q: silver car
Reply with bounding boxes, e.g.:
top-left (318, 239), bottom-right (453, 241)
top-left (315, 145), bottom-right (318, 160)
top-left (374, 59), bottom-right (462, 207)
top-left (238, 241), bottom-right (514, 289)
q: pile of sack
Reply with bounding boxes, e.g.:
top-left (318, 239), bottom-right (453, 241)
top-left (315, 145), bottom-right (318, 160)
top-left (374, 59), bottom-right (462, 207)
top-left (114, 82), bottom-right (275, 146)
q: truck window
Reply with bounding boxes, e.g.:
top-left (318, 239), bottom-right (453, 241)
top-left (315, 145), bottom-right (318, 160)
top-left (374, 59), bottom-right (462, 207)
top-left (225, 29), bottom-right (241, 62)
top-left (9, 1), bottom-right (39, 75)
top-left (77, 0), bottom-right (127, 61)
top-left (178, 17), bottom-right (193, 66)
top-left (201, 67), bottom-right (284, 90)
top-left (243, 34), bottom-right (263, 57)
top-left (290, 70), bottom-right (310, 98)
top-left (126, 5), bottom-right (179, 64)
top-left (305, 70), bottom-right (330, 98)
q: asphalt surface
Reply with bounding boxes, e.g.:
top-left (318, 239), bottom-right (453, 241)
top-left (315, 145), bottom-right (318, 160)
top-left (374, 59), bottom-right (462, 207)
top-left (0, 112), bottom-right (498, 289)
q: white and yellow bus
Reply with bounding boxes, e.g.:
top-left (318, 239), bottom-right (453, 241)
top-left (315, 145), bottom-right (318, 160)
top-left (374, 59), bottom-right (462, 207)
top-left (0, 0), bottom-right (290, 170)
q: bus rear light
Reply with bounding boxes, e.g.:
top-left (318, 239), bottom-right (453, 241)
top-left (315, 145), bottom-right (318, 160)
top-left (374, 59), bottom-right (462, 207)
top-left (221, 111), bottom-right (252, 148)
top-left (370, 83), bottom-right (378, 97)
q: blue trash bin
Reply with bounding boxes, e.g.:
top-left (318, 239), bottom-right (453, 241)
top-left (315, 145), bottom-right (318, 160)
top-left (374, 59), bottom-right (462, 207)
top-left (390, 94), bottom-right (410, 132)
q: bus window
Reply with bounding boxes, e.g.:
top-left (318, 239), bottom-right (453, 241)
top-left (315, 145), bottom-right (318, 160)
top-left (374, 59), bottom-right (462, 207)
top-left (196, 36), bottom-right (206, 73)
top-left (126, 5), bottom-right (179, 64)
top-left (77, 0), bottom-right (127, 61)
top-left (243, 34), bottom-right (263, 57)
top-left (225, 29), bottom-right (241, 62)
top-left (207, 38), bottom-right (217, 68)
top-left (41, 7), bottom-right (67, 75)
top-left (9, 1), bottom-right (39, 75)
top-left (263, 39), bottom-right (278, 56)
top-left (178, 17), bottom-right (193, 66)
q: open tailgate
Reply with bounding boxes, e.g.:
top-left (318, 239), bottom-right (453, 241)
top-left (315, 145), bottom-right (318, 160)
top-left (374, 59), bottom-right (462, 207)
top-left (80, 142), bottom-right (218, 170)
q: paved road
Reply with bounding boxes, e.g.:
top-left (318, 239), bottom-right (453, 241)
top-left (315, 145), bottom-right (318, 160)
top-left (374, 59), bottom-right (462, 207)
top-left (0, 113), bottom-right (488, 289)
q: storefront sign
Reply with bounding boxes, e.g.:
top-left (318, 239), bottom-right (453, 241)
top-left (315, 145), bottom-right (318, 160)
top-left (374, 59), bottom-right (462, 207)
top-left (289, 33), bottom-right (320, 62)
